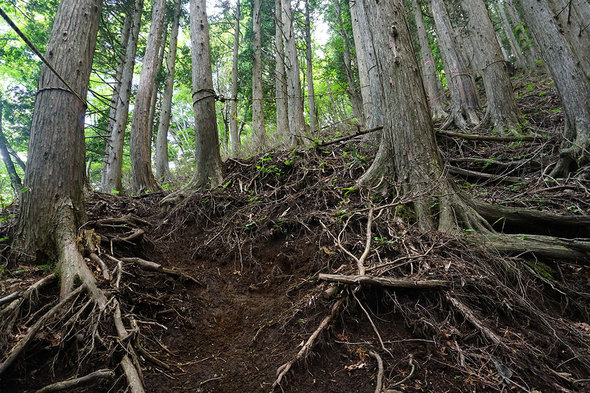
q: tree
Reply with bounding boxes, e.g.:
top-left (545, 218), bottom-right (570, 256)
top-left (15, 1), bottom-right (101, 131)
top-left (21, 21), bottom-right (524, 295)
top-left (494, 0), bottom-right (527, 70)
top-left (348, 0), bottom-right (383, 129)
top-left (462, 0), bottom-right (522, 133)
top-left (129, 0), bottom-right (167, 194)
top-left (429, 0), bottom-right (480, 130)
top-left (517, 0), bottom-right (590, 177)
top-left (411, 0), bottom-right (448, 122)
top-left (230, 0), bottom-right (241, 157)
top-left (275, 0), bottom-right (289, 138)
top-left (15, 0), bottom-right (106, 304)
top-left (304, 0), bottom-right (319, 131)
top-left (282, 0), bottom-right (306, 145)
top-left (333, 0), bottom-right (362, 121)
top-left (102, 0), bottom-right (144, 193)
top-left (252, 0), bottom-right (267, 148)
top-left (0, 94), bottom-right (22, 193)
top-left (155, 0), bottom-right (183, 182)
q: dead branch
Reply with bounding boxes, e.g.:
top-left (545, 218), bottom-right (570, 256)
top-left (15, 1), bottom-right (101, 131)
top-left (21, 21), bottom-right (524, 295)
top-left (319, 274), bottom-right (450, 289)
top-left (316, 125), bottom-right (383, 147)
top-left (120, 355), bottom-right (145, 393)
top-left (121, 257), bottom-right (202, 285)
top-left (35, 369), bottom-right (115, 393)
top-left (369, 351), bottom-right (384, 393)
top-left (448, 166), bottom-right (524, 184)
top-left (0, 284), bottom-right (85, 376)
top-left (446, 294), bottom-right (506, 347)
top-left (272, 298), bottom-right (344, 390)
top-left (437, 129), bottom-right (545, 142)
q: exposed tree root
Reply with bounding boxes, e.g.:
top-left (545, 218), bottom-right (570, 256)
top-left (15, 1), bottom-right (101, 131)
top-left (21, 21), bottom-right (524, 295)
top-left (35, 369), bottom-right (115, 393)
top-left (120, 257), bottom-right (202, 285)
top-left (448, 165), bottom-right (523, 184)
top-left (272, 298), bottom-right (345, 390)
top-left (319, 273), bottom-right (449, 288)
top-left (438, 129), bottom-right (545, 142)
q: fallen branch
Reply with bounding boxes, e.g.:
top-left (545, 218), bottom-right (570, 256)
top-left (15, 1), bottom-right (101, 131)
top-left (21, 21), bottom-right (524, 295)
top-left (121, 257), bottom-right (202, 285)
top-left (35, 369), bottom-right (115, 393)
top-left (0, 284), bottom-right (85, 376)
top-left (437, 129), bottom-right (545, 142)
top-left (448, 166), bottom-right (523, 184)
top-left (369, 351), bottom-right (384, 393)
top-left (319, 274), bottom-right (450, 289)
top-left (316, 125), bottom-right (383, 147)
top-left (446, 294), bottom-right (506, 347)
top-left (272, 298), bottom-right (344, 390)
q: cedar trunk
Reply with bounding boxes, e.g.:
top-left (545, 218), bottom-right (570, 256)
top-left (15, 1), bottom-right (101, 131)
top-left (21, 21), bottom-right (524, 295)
top-left (275, 0), bottom-right (289, 139)
top-left (230, 0), bottom-right (241, 156)
top-left (305, 0), bottom-right (318, 131)
top-left (155, 0), bottom-right (183, 182)
top-left (129, 0), bottom-right (166, 194)
top-left (102, 0), bottom-right (144, 193)
top-left (430, 0), bottom-right (480, 130)
top-left (518, 0), bottom-right (590, 176)
top-left (463, 0), bottom-right (522, 133)
top-left (187, 0), bottom-right (223, 188)
top-left (15, 0), bottom-right (104, 300)
top-left (252, 0), bottom-right (267, 148)
top-left (411, 0), bottom-right (448, 121)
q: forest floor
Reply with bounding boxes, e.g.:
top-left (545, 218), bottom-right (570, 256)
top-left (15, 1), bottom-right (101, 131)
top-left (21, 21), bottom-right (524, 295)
top-left (1, 72), bottom-right (590, 393)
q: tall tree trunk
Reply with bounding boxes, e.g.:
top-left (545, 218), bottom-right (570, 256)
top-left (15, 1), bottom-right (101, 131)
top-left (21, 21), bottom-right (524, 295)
top-left (106, 5), bottom-right (133, 141)
top-left (102, 0), bottom-right (144, 193)
top-left (334, 0), bottom-right (362, 121)
top-left (275, 0), bottom-right (289, 140)
top-left (518, 0), bottom-right (590, 177)
top-left (148, 23), bottom-right (168, 148)
top-left (155, 0), bottom-right (182, 182)
top-left (304, 0), bottom-right (318, 131)
top-left (429, 0), bottom-right (480, 130)
top-left (349, 0), bottom-right (371, 126)
top-left (495, 1), bottom-right (528, 70)
top-left (252, 0), bottom-right (267, 148)
top-left (15, 0), bottom-right (105, 301)
top-left (353, 0), bottom-right (383, 129)
top-left (230, 0), bottom-right (241, 157)
top-left (463, 0), bottom-right (522, 133)
top-left (129, 0), bottom-right (166, 194)
top-left (0, 96), bottom-right (22, 193)
top-left (282, 0), bottom-right (306, 146)
top-left (186, 0), bottom-right (223, 188)
top-left (504, 0), bottom-right (542, 69)
top-left (548, 0), bottom-right (590, 80)
top-left (411, 0), bottom-right (448, 121)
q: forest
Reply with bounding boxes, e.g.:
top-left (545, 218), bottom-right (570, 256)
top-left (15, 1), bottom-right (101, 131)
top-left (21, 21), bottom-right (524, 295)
top-left (0, 0), bottom-right (590, 391)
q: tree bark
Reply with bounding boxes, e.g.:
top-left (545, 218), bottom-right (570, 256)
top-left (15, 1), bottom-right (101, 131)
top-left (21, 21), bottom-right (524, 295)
top-left (411, 0), bottom-right (448, 121)
top-left (187, 0), bottom-right (223, 188)
top-left (429, 0), bottom-right (480, 130)
top-left (282, 0), bottom-right (306, 146)
top-left (148, 22), bottom-right (168, 148)
top-left (304, 0), bottom-right (318, 132)
top-left (354, 0), bottom-right (383, 130)
top-left (155, 0), bottom-right (183, 182)
top-left (230, 0), bottom-right (241, 157)
top-left (495, 1), bottom-right (527, 70)
top-left (275, 0), bottom-right (289, 140)
top-left (102, 0), bottom-right (144, 193)
top-left (548, 0), bottom-right (590, 81)
top-left (349, 0), bottom-right (371, 126)
top-left (334, 0), bottom-right (362, 121)
top-left (252, 0), bottom-right (267, 149)
top-left (15, 0), bottom-right (102, 295)
top-left (129, 0), bottom-right (166, 194)
top-left (0, 96), bottom-right (22, 193)
top-left (462, 0), bottom-right (522, 133)
top-left (518, 0), bottom-right (590, 177)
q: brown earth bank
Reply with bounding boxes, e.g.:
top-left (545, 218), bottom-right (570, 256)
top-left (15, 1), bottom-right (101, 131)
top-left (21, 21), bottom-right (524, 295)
top-left (1, 72), bottom-right (590, 393)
